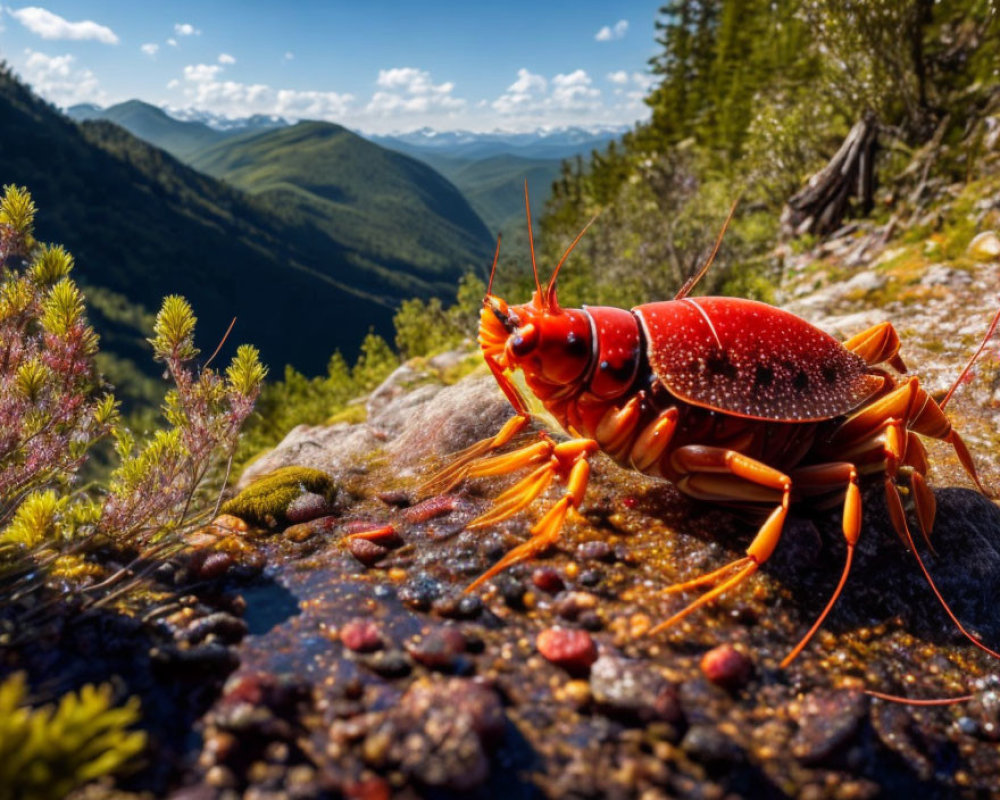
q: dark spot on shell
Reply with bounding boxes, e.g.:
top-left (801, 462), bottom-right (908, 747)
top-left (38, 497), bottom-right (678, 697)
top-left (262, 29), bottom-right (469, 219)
top-left (706, 352), bottom-right (738, 380)
top-left (793, 369), bottom-right (810, 391)
top-left (754, 364), bottom-right (774, 387)
top-left (822, 363), bottom-right (838, 383)
top-left (566, 331), bottom-right (588, 357)
top-left (599, 357), bottom-right (636, 384)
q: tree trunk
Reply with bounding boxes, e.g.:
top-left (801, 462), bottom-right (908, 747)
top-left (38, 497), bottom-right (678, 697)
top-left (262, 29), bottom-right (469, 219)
top-left (780, 113), bottom-right (878, 239)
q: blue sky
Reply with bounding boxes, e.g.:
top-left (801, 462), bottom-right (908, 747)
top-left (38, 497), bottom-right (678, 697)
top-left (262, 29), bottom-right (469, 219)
top-left (0, 2), bottom-right (663, 133)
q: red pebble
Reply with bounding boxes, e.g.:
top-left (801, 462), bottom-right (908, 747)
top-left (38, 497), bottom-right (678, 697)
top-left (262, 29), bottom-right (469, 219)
top-left (536, 627), bottom-right (598, 674)
top-left (402, 495), bottom-right (460, 523)
top-left (344, 777), bottom-right (391, 800)
top-left (700, 643), bottom-right (753, 689)
top-left (623, 496), bottom-right (637, 509)
top-left (344, 523), bottom-right (401, 546)
top-left (531, 567), bottom-right (565, 594)
top-left (340, 620), bottom-right (383, 653)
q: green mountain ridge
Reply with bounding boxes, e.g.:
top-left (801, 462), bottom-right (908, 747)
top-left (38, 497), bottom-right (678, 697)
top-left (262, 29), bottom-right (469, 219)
top-left (415, 152), bottom-right (564, 235)
top-left (70, 99), bottom-right (575, 245)
top-left (1, 68), bottom-right (486, 403)
top-left (187, 120), bottom-right (494, 287)
top-left (67, 99), bottom-right (226, 160)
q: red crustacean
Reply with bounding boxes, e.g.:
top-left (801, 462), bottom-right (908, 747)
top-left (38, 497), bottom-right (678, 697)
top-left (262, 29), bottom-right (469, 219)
top-left (426, 187), bottom-right (1000, 674)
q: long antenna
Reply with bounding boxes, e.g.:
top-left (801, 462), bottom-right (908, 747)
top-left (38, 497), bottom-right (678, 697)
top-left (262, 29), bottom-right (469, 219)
top-left (940, 303), bottom-right (1000, 409)
top-left (487, 233), bottom-right (502, 296)
top-left (674, 197), bottom-right (740, 301)
top-left (524, 180), bottom-right (542, 297)
top-left (545, 212), bottom-right (600, 308)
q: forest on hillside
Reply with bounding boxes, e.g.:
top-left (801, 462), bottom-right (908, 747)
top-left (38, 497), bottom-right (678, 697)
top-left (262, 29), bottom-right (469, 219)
top-left (2, 1), bottom-right (1000, 798)
top-left (527, 0), bottom-right (1000, 308)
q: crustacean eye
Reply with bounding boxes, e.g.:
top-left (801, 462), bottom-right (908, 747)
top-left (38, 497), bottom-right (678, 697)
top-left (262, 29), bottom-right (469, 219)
top-left (510, 323), bottom-right (538, 356)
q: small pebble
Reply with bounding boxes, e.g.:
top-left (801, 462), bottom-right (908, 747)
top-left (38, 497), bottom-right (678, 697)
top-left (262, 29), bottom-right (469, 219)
top-left (614, 544), bottom-right (640, 566)
top-left (348, 537), bottom-right (390, 566)
top-left (209, 514), bottom-right (250, 535)
top-left (681, 724), bottom-right (745, 768)
top-left (399, 575), bottom-right (445, 611)
top-left (345, 523), bottom-right (401, 546)
top-left (494, 575), bottom-right (527, 609)
top-left (286, 492), bottom-right (337, 523)
top-left (531, 567), bottom-right (565, 594)
top-left (957, 716), bottom-right (979, 736)
top-left (402, 495), bottom-right (460, 523)
top-left (554, 591), bottom-right (599, 621)
top-left (406, 628), bottom-right (467, 669)
top-left (341, 620), bottom-right (383, 653)
top-left (537, 627), bottom-right (598, 674)
top-left (195, 551), bottom-right (235, 580)
top-left (700, 644), bottom-right (753, 689)
top-left (578, 568), bottom-right (603, 587)
top-left (177, 612), bottom-right (248, 645)
top-left (578, 611), bottom-right (603, 631)
top-left (577, 540), bottom-right (614, 562)
top-left (363, 649), bottom-right (412, 678)
top-left (377, 490), bottom-right (412, 507)
top-left (790, 689), bottom-right (867, 765)
top-left (284, 514), bottom-right (340, 543)
top-left (344, 776), bottom-right (392, 800)
top-left (590, 655), bottom-right (680, 723)
top-left (432, 593), bottom-right (483, 620)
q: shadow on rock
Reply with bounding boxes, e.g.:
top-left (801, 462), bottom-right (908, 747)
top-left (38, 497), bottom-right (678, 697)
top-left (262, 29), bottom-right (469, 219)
top-left (240, 577), bottom-right (301, 636)
top-left (772, 486), bottom-right (1000, 646)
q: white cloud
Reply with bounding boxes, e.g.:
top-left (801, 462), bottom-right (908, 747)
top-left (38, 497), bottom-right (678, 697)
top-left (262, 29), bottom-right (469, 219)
top-left (20, 48), bottom-right (105, 106)
top-left (141, 42), bottom-right (159, 57)
top-left (166, 37), bottom-right (177, 47)
top-left (218, 53), bottom-right (235, 64)
top-left (551, 70), bottom-right (600, 108)
top-left (283, 52), bottom-right (294, 61)
top-left (492, 68), bottom-right (547, 113)
top-left (493, 68), bottom-right (599, 117)
top-left (9, 6), bottom-right (118, 44)
top-left (595, 19), bottom-right (628, 42)
top-left (366, 67), bottom-right (464, 116)
top-left (607, 70), bottom-right (629, 85)
top-left (183, 63), bottom-right (222, 82)
top-left (174, 61), bottom-right (354, 119)
top-left (174, 22), bottom-right (200, 36)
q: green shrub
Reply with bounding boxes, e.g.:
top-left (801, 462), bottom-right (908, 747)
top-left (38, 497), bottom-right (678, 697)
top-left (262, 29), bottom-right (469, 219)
top-left (0, 672), bottom-right (146, 800)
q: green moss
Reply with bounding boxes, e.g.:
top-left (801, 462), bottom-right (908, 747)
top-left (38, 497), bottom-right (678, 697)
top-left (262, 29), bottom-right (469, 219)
top-left (0, 672), bottom-right (146, 800)
top-left (221, 466), bottom-right (338, 526)
top-left (325, 404), bottom-right (367, 426)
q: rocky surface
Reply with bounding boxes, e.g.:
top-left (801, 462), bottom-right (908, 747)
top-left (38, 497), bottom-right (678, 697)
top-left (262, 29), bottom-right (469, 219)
top-left (163, 234), bottom-right (1000, 797)
top-left (9, 225), bottom-right (998, 798)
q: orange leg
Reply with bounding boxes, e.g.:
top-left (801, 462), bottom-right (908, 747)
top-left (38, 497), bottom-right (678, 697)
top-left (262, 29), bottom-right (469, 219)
top-left (780, 462), bottom-right (862, 667)
top-left (466, 443), bottom-right (595, 591)
top-left (843, 321), bottom-right (907, 373)
top-left (421, 413), bottom-right (530, 494)
top-left (649, 447), bottom-right (792, 636)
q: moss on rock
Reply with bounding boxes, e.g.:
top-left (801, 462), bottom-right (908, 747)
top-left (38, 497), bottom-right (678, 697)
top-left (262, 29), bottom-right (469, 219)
top-left (222, 466), bottom-right (338, 528)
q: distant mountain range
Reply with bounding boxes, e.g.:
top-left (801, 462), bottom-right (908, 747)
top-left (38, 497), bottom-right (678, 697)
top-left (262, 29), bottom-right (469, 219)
top-left (66, 100), bottom-right (622, 237)
top-left (0, 72), bottom-right (491, 408)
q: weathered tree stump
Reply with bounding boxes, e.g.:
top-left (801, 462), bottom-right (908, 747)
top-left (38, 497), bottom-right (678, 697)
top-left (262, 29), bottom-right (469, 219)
top-left (781, 113), bottom-right (878, 239)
